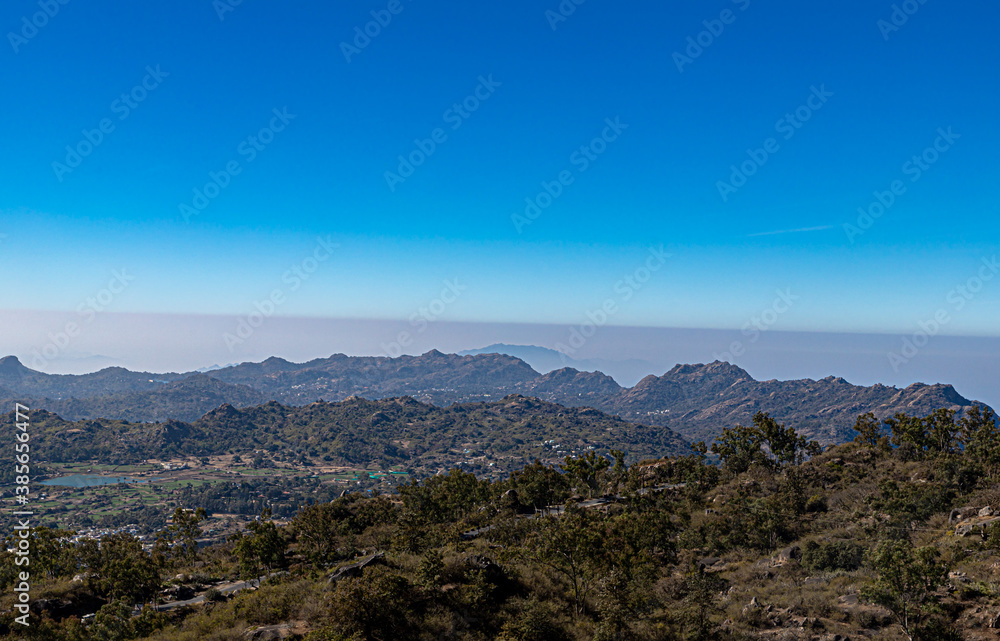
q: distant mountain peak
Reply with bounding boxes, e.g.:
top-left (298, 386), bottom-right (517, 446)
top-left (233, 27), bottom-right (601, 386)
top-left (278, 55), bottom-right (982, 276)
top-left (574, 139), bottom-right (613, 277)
top-left (0, 355), bottom-right (24, 366)
top-left (663, 361), bottom-right (752, 380)
top-left (0, 356), bottom-right (28, 377)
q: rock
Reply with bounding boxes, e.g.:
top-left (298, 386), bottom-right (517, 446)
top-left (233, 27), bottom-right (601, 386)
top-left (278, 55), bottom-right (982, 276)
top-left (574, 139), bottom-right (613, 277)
top-left (957, 516), bottom-right (1000, 536)
top-left (990, 611), bottom-right (1000, 628)
top-left (981, 506), bottom-right (995, 517)
top-left (328, 551), bottom-right (385, 584)
top-left (243, 624), bottom-right (294, 640)
top-left (950, 506), bottom-right (979, 523)
top-left (697, 556), bottom-right (721, 569)
top-left (838, 594), bottom-right (859, 606)
top-left (777, 545), bottom-right (801, 563)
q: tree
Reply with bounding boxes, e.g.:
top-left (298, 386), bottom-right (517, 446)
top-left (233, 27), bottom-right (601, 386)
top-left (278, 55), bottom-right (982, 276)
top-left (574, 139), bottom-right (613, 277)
top-left (924, 409), bottom-right (960, 455)
top-left (398, 468), bottom-right (491, 524)
top-left (861, 539), bottom-right (948, 640)
top-left (293, 500), bottom-right (352, 565)
top-left (960, 405), bottom-right (1000, 472)
top-left (508, 459), bottom-right (570, 509)
top-left (560, 452), bottom-right (611, 498)
top-left (88, 600), bottom-right (165, 641)
top-left (326, 566), bottom-right (415, 640)
top-left (529, 506), bottom-right (605, 616)
top-left (888, 412), bottom-right (930, 454)
top-left (680, 563), bottom-right (727, 640)
top-left (852, 412), bottom-right (889, 449)
top-left (31, 527), bottom-right (79, 580)
top-left (156, 507), bottom-right (206, 566)
top-left (89, 533), bottom-right (162, 605)
top-left (711, 412), bottom-right (819, 474)
top-left (231, 508), bottom-right (287, 582)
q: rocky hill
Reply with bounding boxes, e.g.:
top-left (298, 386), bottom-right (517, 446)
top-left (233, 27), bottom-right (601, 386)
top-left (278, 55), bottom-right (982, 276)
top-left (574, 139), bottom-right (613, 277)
top-left (0, 352), bottom-right (989, 444)
top-left (602, 361), bottom-right (982, 443)
top-left (8, 395), bottom-right (690, 477)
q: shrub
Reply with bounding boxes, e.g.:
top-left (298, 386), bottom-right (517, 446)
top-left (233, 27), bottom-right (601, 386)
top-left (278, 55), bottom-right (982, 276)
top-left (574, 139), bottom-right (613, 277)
top-left (802, 540), bottom-right (864, 572)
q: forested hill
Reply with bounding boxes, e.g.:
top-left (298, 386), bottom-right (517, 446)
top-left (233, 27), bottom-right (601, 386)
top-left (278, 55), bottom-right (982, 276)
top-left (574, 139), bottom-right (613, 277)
top-left (6, 395), bottom-right (689, 477)
top-left (0, 351), bottom-right (987, 444)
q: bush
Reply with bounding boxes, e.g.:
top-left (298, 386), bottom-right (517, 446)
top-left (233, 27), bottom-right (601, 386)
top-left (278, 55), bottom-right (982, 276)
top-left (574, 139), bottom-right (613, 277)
top-left (204, 587), bottom-right (226, 603)
top-left (802, 540), bottom-right (864, 572)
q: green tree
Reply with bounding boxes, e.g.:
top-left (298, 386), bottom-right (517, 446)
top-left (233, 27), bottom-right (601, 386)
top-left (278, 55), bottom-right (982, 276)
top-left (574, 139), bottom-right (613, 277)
top-left (886, 411), bottom-right (961, 457)
top-left (155, 507), bottom-right (207, 566)
top-left (326, 566), bottom-right (414, 640)
top-left (529, 506), bottom-right (605, 616)
top-left (89, 533), bottom-right (162, 605)
top-left (711, 412), bottom-right (819, 474)
top-left (680, 563), bottom-right (727, 640)
top-left (961, 405), bottom-right (1000, 472)
top-left (861, 539), bottom-right (948, 640)
top-left (293, 500), bottom-right (352, 565)
top-left (560, 452), bottom-right (611, 498)
top-left (231, 508), bottom-right (287, 582)
top-left (852, 412), bottom-right (889, 449)
top-left (31, 527), bottom-right (79, 580)
top-left (507, 459), bottom-right (570, 509)
top-left (88, 600), bottom-right (166, 641)
top-left (924, 408), bottom-right (960, 455)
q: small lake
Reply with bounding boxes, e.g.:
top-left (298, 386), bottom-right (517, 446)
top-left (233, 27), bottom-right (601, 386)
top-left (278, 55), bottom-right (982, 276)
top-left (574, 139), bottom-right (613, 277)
top-left (39, 474), bottom-right (145, 488)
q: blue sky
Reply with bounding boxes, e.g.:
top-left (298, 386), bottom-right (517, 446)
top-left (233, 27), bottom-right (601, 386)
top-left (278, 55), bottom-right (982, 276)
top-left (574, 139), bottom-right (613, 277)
top-left (2, 0), bottom-right (999, 340)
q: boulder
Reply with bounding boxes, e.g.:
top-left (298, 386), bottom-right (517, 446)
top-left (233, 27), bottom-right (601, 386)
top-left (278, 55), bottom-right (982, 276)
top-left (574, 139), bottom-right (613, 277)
top-left (777, 545), bottom-right (801, 563)
top-left (243, 624), bottom-right (294, 640)
top-left (981, 506), bottom-right (995, 517)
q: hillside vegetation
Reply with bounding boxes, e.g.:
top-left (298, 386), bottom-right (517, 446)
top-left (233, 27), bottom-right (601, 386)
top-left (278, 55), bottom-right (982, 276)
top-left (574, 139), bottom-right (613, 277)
top-left (4, 395), bottom-right (690, 478)
top-left (2, 406), bottom-right (1000, 640)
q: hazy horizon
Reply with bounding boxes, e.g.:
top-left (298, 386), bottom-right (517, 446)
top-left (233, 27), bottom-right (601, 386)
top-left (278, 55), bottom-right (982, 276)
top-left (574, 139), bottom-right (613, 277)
top-left (3, 309), bottom-right (998, 411)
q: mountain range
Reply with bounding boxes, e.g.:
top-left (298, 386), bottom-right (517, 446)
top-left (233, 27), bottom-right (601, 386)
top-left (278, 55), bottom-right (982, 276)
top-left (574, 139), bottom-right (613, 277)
top-left (0, 350), bottom-right (987, 444)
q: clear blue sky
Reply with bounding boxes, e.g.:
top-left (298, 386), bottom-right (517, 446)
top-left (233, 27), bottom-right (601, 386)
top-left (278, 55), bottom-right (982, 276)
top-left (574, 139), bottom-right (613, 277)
top-left (2, 0), bottom-right (998, 336)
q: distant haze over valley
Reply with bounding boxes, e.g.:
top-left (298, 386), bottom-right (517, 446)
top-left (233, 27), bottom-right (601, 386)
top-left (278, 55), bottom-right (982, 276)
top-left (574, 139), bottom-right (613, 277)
top-left (3, 310), bottom-right (998, 412)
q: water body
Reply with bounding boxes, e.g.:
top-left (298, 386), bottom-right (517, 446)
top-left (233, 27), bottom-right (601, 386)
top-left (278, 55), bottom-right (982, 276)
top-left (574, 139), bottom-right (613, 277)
top-left (39, 474), bottom-right (145, 488)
